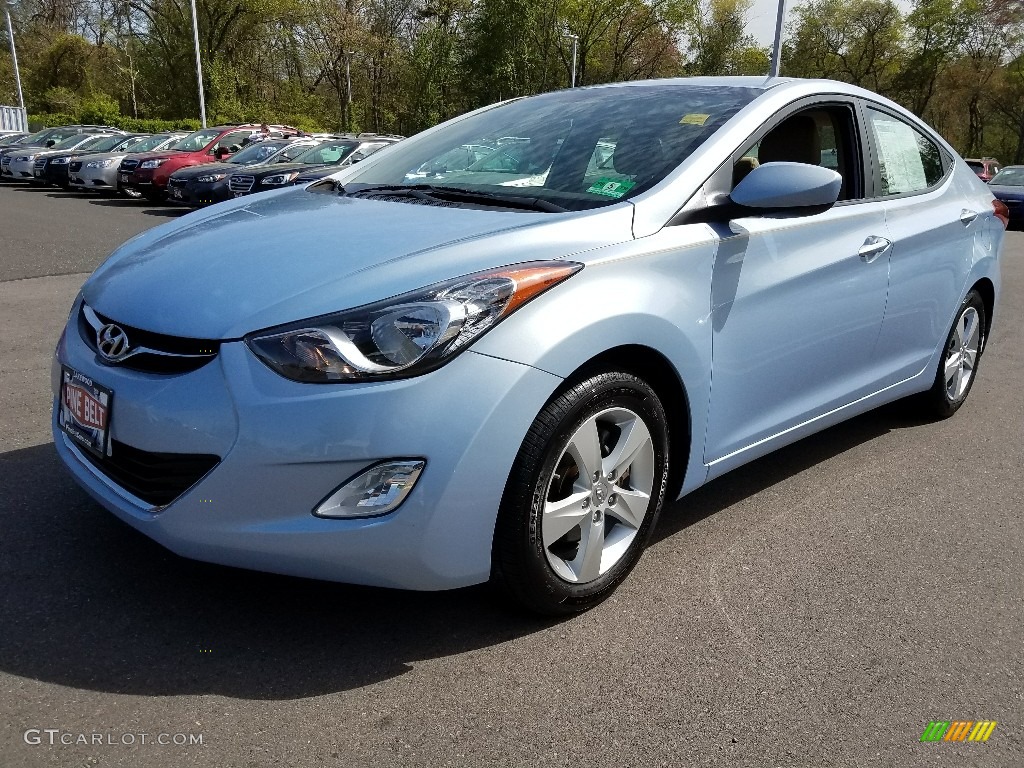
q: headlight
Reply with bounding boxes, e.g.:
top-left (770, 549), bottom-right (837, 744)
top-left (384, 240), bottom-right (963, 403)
top-left (195, 173), bottom-right (226, 183)
top-left (86, 159), bottom-right (114, 168)
top-left (16, 155), bottom-right (34, 161)
top-left (246, 261), bottom-right (582, 382)
top-left (260, 172), bottom-right (299, 185)
top-left (140, 159), bottom-right (165, 169)
top-left (51, 157), bottom-right (70, 164)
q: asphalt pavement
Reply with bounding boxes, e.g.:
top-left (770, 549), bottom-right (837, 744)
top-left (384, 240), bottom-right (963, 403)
top-left (0, 182), bottom-right (1020, 768)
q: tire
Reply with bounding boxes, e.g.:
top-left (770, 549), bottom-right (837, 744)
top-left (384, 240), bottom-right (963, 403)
top-left (492, 371), bottom-right (670, 615)
top-left (916, 289), bottom-right (986, 419)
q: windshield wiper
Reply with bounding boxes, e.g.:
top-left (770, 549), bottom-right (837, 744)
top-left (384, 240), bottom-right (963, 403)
top-left (348, 184), bottom-right (567, 213)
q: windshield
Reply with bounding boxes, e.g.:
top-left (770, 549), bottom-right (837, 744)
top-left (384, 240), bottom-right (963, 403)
top-left (276, 142), bottom-right (316, 162)
top-left (131, 134), bottom-right (180, 152)
top-left (228, 140), bottom-right (293, 165)
top-left (990, 167), bottom-right (1024, 186)
top-left (293, 141), bottom-right (359, 165)
top-left (84, 135), bottom-right (128, 152)
top-left (344, 84), bottom-right (759, 210)
top-left (170, 129), bottom-right (221, 152)
top-left (51, 134), bottom-right (93, 150)
top-left (112, 135), bottom-right (148, 151)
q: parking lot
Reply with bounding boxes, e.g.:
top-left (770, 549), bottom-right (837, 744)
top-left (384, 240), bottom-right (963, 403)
top-left (0, 181), bottom-right (1020, 767)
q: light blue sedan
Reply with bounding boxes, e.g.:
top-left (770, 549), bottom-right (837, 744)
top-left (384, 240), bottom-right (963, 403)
top-left (53, 77), bottom-right (1007, 614)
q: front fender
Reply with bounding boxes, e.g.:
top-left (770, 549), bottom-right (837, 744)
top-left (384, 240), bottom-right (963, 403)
top-left (472, 232), bottom-right (719, 495)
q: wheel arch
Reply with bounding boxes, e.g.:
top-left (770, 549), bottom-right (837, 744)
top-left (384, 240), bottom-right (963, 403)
top-left (970, 276), bottom-right (995, 346)
top-left (549, 344), bottom-right (692, 502)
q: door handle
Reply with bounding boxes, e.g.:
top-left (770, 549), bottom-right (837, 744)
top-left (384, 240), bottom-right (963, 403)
top-left (960, 209), bottom-right (979, 226)
top-left (858, 236), bottom-right (892, 263)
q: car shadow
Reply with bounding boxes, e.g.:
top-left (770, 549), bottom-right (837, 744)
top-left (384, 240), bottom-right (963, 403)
top-left (652, 400), bottom-right (927, 543)
top-left (0, 401), bottom-right (928, 700)
top-left (87, 197), bottom-right (187, 217)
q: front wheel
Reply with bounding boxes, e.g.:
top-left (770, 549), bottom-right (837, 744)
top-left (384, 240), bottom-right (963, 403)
top-left (492, 371), bottom-right (670, 615)
top-left (917, 290), bottom-right (987, 419)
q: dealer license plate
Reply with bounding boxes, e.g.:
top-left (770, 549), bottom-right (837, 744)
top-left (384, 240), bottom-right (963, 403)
top-left (59, 366), bottom-right (113, 458)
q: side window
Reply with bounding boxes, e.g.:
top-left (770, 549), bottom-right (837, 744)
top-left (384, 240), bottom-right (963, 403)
top-left (733, 105), bottom-right (862, 200)
top-left (865, 108), bottom-right (943, 195)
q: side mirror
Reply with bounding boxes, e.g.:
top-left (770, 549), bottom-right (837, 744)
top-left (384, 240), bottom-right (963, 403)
top-left (731, 162), bottom-right (842, 210)
top-left (214, 147), bottom-right (227, 160)
top-left (677, 162), bottom-right (842, 225)
top-left (46, 140), bottom-right (56, 147)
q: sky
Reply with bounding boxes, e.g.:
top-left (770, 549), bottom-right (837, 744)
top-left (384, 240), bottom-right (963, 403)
top-left (745, 0), bottom-right (914, 46)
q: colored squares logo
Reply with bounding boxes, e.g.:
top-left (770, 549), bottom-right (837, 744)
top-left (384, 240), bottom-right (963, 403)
top-left (920, 721), bottom-right (997, 742)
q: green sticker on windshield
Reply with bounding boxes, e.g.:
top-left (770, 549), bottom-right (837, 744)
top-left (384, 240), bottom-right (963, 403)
top-left (586, 178), bottom-right (636, 198)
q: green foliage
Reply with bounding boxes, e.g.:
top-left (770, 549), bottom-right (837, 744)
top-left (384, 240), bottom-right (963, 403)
top-left (3, 0), bottom-right (1023, 161)
top-left (79, 94), bottom-right (121, 125)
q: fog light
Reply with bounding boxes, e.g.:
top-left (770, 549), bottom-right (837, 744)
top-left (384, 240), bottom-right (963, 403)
top-left (314, 460), bottom-right (425, 518)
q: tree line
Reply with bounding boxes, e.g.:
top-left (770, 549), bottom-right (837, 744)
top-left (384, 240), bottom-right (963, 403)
top-left (0, 0), bottom-right (1022, 162)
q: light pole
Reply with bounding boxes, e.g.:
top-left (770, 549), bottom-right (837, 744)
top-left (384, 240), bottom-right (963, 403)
top-left (188, 0), bottom-right (207, 127)
top-left (564, 33), bottom-right (579, 88)
top-left (3, 0), bottom-right (25, 127)
top-left (769, 0), bottom-right (787, 78)
top-left (345, 50), bottom-right (355, 132)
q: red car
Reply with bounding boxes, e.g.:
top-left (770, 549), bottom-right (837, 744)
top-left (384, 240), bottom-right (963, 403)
top-left (119, 124), bottom-right (297, 201)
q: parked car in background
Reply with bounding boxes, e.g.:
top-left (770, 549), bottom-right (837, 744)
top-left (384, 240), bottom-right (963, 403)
top-left (232, 134), bottom-right (402, 193)
top-left (988, 165), bottom-right (1024, 229)
top-left (0, 132), bottom-right (28, 148)
top-left (966, 157), bottom-right (1002, 182)
top-left (4, 132), bottom-right (121, 181)
top-left (35, 134), bottom-right (150, 189)
top-left (52, 78), bottom-right (1006, 615)
top-left (119, 124), bottom-right (298, 201)
top-left (69, 133), bottom-right (188, 194)
top-left (166, 136), bottom-right (323, 207)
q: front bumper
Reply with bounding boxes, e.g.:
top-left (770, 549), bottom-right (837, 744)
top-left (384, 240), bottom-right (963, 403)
top-left (169, 178), bottom-right (232, 207)
top-left (53, 309), bottom-right (560, 590)
top-left (70, 165), bottom-right (118, 189)
top-left (8, 158), bottom-right (36, 179)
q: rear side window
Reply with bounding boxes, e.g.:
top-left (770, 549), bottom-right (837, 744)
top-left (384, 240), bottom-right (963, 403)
top-left (866, 108), bottom-right (943, 195)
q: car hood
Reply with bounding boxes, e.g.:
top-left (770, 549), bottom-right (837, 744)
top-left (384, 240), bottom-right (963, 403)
top-left (240, 161), bottom-right (318, 177)
top-left (294, 166), bottom-right (337, 181)
top-left (171, 161), bottom-right (245, 179)
top-left (83, 188), bottom-right (634, 338)
top-left (76, 150), bottom-right (134, 164)
top-left (989, 185), bottom-right (1024, 199)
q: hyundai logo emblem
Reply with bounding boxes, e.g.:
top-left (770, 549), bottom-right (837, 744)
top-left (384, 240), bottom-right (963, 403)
top-left (96, 323), bottom-right (131, 362)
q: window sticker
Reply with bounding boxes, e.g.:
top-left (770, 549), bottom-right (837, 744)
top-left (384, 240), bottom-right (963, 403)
top-left (680, 113), bottom-right (711, 126)
top-left (586, 178), bottom-right (636, 198)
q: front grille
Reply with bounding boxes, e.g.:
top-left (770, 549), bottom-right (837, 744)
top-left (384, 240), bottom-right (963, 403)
top-left (78, 304), bottom-right (220, 374)
top-left (1, 157), bottom-right (10, 166)
top-left (34, 159), bottom-right (47, 169)
top-left (228, 175), bottom-right (254, 194)
top-left (167, 177), bottom-right (187, 189)
top-left (69, 161), bottom-right (83, 172)
top-left (78, 439), bottom-right (219, 507)
top-left (119, 159), bottom-right (140, 171)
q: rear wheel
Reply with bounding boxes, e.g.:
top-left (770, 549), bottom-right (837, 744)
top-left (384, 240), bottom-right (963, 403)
top-left (917, 290), bottom-right (986, 419)
top-left (492, 371), bottom-right (669, 615)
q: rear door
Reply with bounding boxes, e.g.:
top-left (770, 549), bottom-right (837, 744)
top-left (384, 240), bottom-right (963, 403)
top-left (862, 105), bottom-right (973, 385)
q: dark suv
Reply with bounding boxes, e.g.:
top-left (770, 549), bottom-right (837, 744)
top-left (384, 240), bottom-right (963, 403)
top-left (228, 134), bottom-right (403, 196)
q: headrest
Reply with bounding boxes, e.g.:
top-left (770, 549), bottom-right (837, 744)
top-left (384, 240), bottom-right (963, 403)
top-left (758, 115), bottom-right (821, 166)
